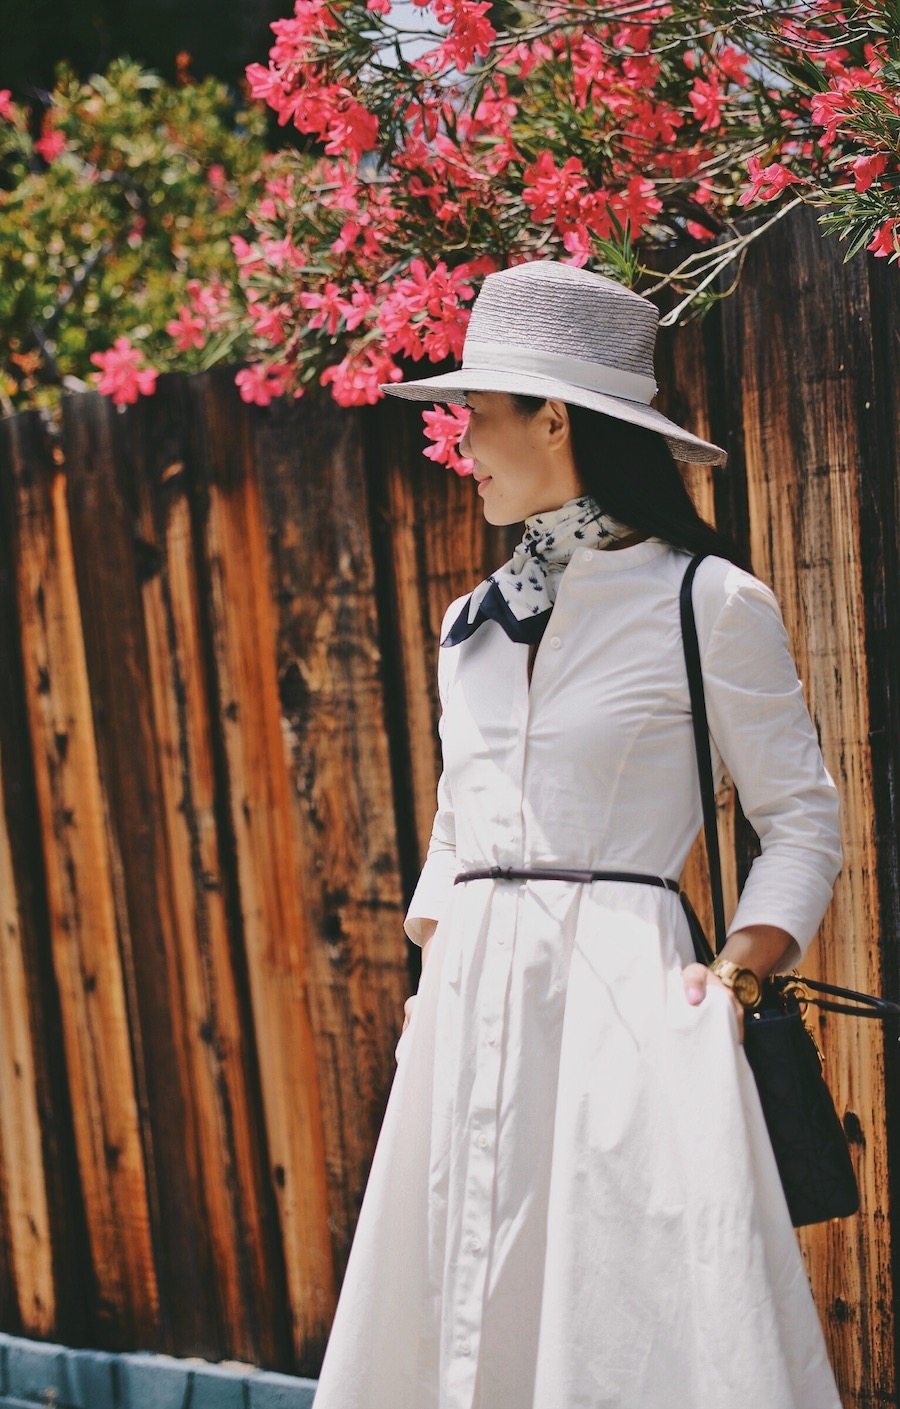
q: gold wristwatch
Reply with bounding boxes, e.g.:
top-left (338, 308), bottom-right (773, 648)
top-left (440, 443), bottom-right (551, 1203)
top-left (707, 955), bottom-right (762, 1010)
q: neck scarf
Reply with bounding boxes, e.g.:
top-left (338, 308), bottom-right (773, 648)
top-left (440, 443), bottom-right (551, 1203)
top-left (441, 494), bottom-right (635, 647)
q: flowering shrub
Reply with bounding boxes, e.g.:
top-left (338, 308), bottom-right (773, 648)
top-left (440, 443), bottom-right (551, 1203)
top-left (0, 59), bottom-right (267, 414)
top-left (233, 0), bottom-right (898, 471)
top-left (2, 9), bottom-right (897, 477)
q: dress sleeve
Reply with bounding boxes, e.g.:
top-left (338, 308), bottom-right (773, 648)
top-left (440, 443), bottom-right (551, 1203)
top-left (699, 574), bottom-right (843, 973)
top-left (402, 597), bottom-right (463, 946)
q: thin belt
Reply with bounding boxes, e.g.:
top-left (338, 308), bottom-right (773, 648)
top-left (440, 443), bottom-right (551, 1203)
top-left (453, 865), bottom-right (716, 963)
top-left (454, 865), bottom-right (681, 891)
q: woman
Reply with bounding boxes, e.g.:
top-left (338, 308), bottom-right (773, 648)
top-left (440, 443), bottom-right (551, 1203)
top-left (311, 261), bottom-right (844, 1409)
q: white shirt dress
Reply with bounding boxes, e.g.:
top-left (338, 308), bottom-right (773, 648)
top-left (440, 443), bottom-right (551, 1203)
top-left (311, 538), bottom-right (845, 1409)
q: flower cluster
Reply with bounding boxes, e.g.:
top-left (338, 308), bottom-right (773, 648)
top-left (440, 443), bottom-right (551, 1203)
top-left (0, 59), bottom-right (266, 415)
top-left (228, 0), bottom-right (898, 469)
top-left (2, 7), bottom-right (896, 460)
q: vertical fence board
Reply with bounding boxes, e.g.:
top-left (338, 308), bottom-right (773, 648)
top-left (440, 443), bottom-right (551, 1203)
top-left (125, 381), bottom-right (288, 1367)
top-left (186, 371), bottom-right (335, 1368)
top-left (721, 206), bottom-right (891, 1402)
top-left (63, 391), bottom-right (223, 1353)
top-left (1, 413), bottom-right (158, 1345)
top-left (248, 390), bottom-right (414, 1295)
top-left (653, 293), bottom-right (743, 936)
top-left (863, 244), bottom-right (900, 1396)
top-left (0, 735), bottom-right (54, 1332)
top-left (0, 426), bottom-right (92, 1347)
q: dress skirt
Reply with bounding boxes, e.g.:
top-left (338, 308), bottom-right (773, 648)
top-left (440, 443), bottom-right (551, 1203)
top-left (312, 542), bottom-right (846, 1409)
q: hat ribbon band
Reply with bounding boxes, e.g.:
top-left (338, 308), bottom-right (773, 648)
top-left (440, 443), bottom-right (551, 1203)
top-left (461, 341), bottom-right (657, 405)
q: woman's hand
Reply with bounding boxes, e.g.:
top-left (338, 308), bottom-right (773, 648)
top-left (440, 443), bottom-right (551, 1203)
top-left (682, 962), bottom-right (745, 1044)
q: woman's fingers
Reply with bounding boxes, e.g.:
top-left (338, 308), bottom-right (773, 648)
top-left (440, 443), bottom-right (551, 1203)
top-left (682, 962), bottom-right (745, 1043)
top-left (682, 961), bottom-right (708, 1004)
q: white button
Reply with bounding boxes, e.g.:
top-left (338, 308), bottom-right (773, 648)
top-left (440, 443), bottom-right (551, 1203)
top-left (548, 635), bottom-right (561, 649)
top-left (497, 935), bottom-right (505, 945)
top-left (487, 1033), bottom-right (497, 1045)
top-left (477, 1133), bottom-right (488, 1148)
top-left (581, 549), bottom-right (593, 562)
top-left (460, 1340), bottom-right (471, 1356)
top-left (469, 1236), bottom-right (482, 1252)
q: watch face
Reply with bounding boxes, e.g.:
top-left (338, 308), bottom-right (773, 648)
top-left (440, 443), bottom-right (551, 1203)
top-left (733, 971), bottom-right (761, 1006)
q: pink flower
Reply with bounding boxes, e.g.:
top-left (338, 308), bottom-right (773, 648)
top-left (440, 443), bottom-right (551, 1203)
top-left (235, 363), bottom-right (290, 406)
top-left (367, 0), bottom-right (391, 12)
top-left (245, 62), bottom-right (288, 109)
top-left (324, 100), bottom-right (379, 161)
top-left (714, 45), bottom-right (750, 86)
top-left (341, 282), bottom-right (376, 332)
top-left (253, 304), bottom-right (290, 344)
top-left (737, 155), bottom-right (802, 206)
top-left (809, 81), bottom-right (860, 151)
top-left (688, 75), bottom-right (723, 133)
top-left (90, 338), bottom-right (159, 406)
top-left (321, 348), bottom-right (401, 406)
top-left (166, 306), bottom-right (207, 351)
top-left (0, 90), bottom-right (16, 123)
top-left (207, 164), bottom-right (227, 190)
top-left (851, 152), bottom-right (888, 193)
top-left (609, 176), bottom-right (663, 235)
top-left (185, 278), bottom-right (231, 323)
top-left (430, 0), bottom-right (496, 70)
top-left (522, 153), bottom-right (589, 227)
top-left (867, 218), bottom-right (899, 259)
top-left (421, 405), bottom-right (474, 475)
top-left (561, 225), bottom-right (593, 266)
top-left (299, 280), bottom-right (354, 334)
top-left (34, 127), bottom-right (67, 162)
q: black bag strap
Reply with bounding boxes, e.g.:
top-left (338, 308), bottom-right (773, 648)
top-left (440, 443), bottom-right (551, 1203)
top-left (678, 553), bottom-right (900, 1021)
top-left (679, 553), bottom-right (726, 955)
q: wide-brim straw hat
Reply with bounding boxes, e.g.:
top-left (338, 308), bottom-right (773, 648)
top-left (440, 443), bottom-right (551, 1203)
top-left (378, 259), bottom-right (727, 466)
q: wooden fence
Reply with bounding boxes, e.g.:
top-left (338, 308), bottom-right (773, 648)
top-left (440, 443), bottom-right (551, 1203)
top-left (0, 204), bottom-right (898, 1401)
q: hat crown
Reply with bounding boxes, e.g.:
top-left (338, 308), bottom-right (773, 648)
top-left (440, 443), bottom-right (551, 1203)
top-left (464, 261), bottom-right (659, 381)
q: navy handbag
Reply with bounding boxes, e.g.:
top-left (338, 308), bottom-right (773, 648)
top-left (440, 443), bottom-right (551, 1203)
top-left (679, 552), bottom-right (900, 1228)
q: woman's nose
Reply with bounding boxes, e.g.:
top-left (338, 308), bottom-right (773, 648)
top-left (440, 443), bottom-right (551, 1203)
top-left (458, 419), bottom-right (471, 456)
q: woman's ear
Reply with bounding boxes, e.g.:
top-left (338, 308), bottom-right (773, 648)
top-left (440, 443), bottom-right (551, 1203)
top-left (544, 398), bottom-right (571, 448)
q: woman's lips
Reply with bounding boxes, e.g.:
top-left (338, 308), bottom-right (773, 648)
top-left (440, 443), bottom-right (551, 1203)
top-left (476, 475), bottom-right (493, 494)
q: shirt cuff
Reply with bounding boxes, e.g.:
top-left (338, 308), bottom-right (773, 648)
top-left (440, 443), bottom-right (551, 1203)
top-left (725, 852), bottom-right (839, 972)
top-left (403, 848), bottom-right (459, 946)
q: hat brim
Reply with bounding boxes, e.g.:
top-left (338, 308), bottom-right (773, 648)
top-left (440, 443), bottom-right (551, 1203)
top-left (378, 367), bottom-right (727, 466)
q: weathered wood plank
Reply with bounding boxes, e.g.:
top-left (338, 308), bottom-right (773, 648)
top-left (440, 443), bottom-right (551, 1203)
top-left (125, 379), bottom-right (288, 1366)
top-left (0, 411), bottom-right (158, 1344)
top-left (863, 231), bottom-right (900, 1395)
top-left (63, 388), bottom-right (221, 1352)
top-left (0, 733), bottom-right (55, 1333)
top-left (248, 387), bottom-right (413, 1313)
top-left (0, 433), bottom-right (94, 1347)
top-left (653, 285), bottom-right (743, 938)
top-left (721, 204), bottom-right (892, 1404)
top-left (186, 370), bottom-right (335, 1369)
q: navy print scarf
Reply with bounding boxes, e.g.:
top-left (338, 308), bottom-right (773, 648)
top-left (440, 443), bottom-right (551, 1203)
top-left (441, 495), bottom-right (633, 647)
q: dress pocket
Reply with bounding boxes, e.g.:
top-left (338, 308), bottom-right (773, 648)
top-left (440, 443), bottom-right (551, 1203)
top-left (706, 979), bottom-right (744, 1044)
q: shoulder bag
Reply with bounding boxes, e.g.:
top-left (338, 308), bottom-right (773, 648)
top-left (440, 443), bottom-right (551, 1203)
top-left (679, 551), bottom-right (900, 1228)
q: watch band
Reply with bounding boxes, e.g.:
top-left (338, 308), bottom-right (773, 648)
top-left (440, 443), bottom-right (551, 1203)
top-left (708, 955), bottom-right (762, 1009)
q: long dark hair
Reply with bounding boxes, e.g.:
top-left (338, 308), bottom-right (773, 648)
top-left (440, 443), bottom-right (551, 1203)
top-left (510, 393), bottom-right (751, 572)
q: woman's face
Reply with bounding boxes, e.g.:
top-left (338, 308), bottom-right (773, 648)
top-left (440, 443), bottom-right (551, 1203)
top-left (456, 390), bottom-right (585, 526)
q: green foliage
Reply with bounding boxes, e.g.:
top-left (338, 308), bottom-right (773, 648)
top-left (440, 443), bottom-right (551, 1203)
top-left (0, 58), bottom-right (266, 414)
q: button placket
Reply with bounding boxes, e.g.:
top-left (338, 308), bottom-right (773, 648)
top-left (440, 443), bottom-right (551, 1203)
top-left (446, 881), bottom-right (518, 1409)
